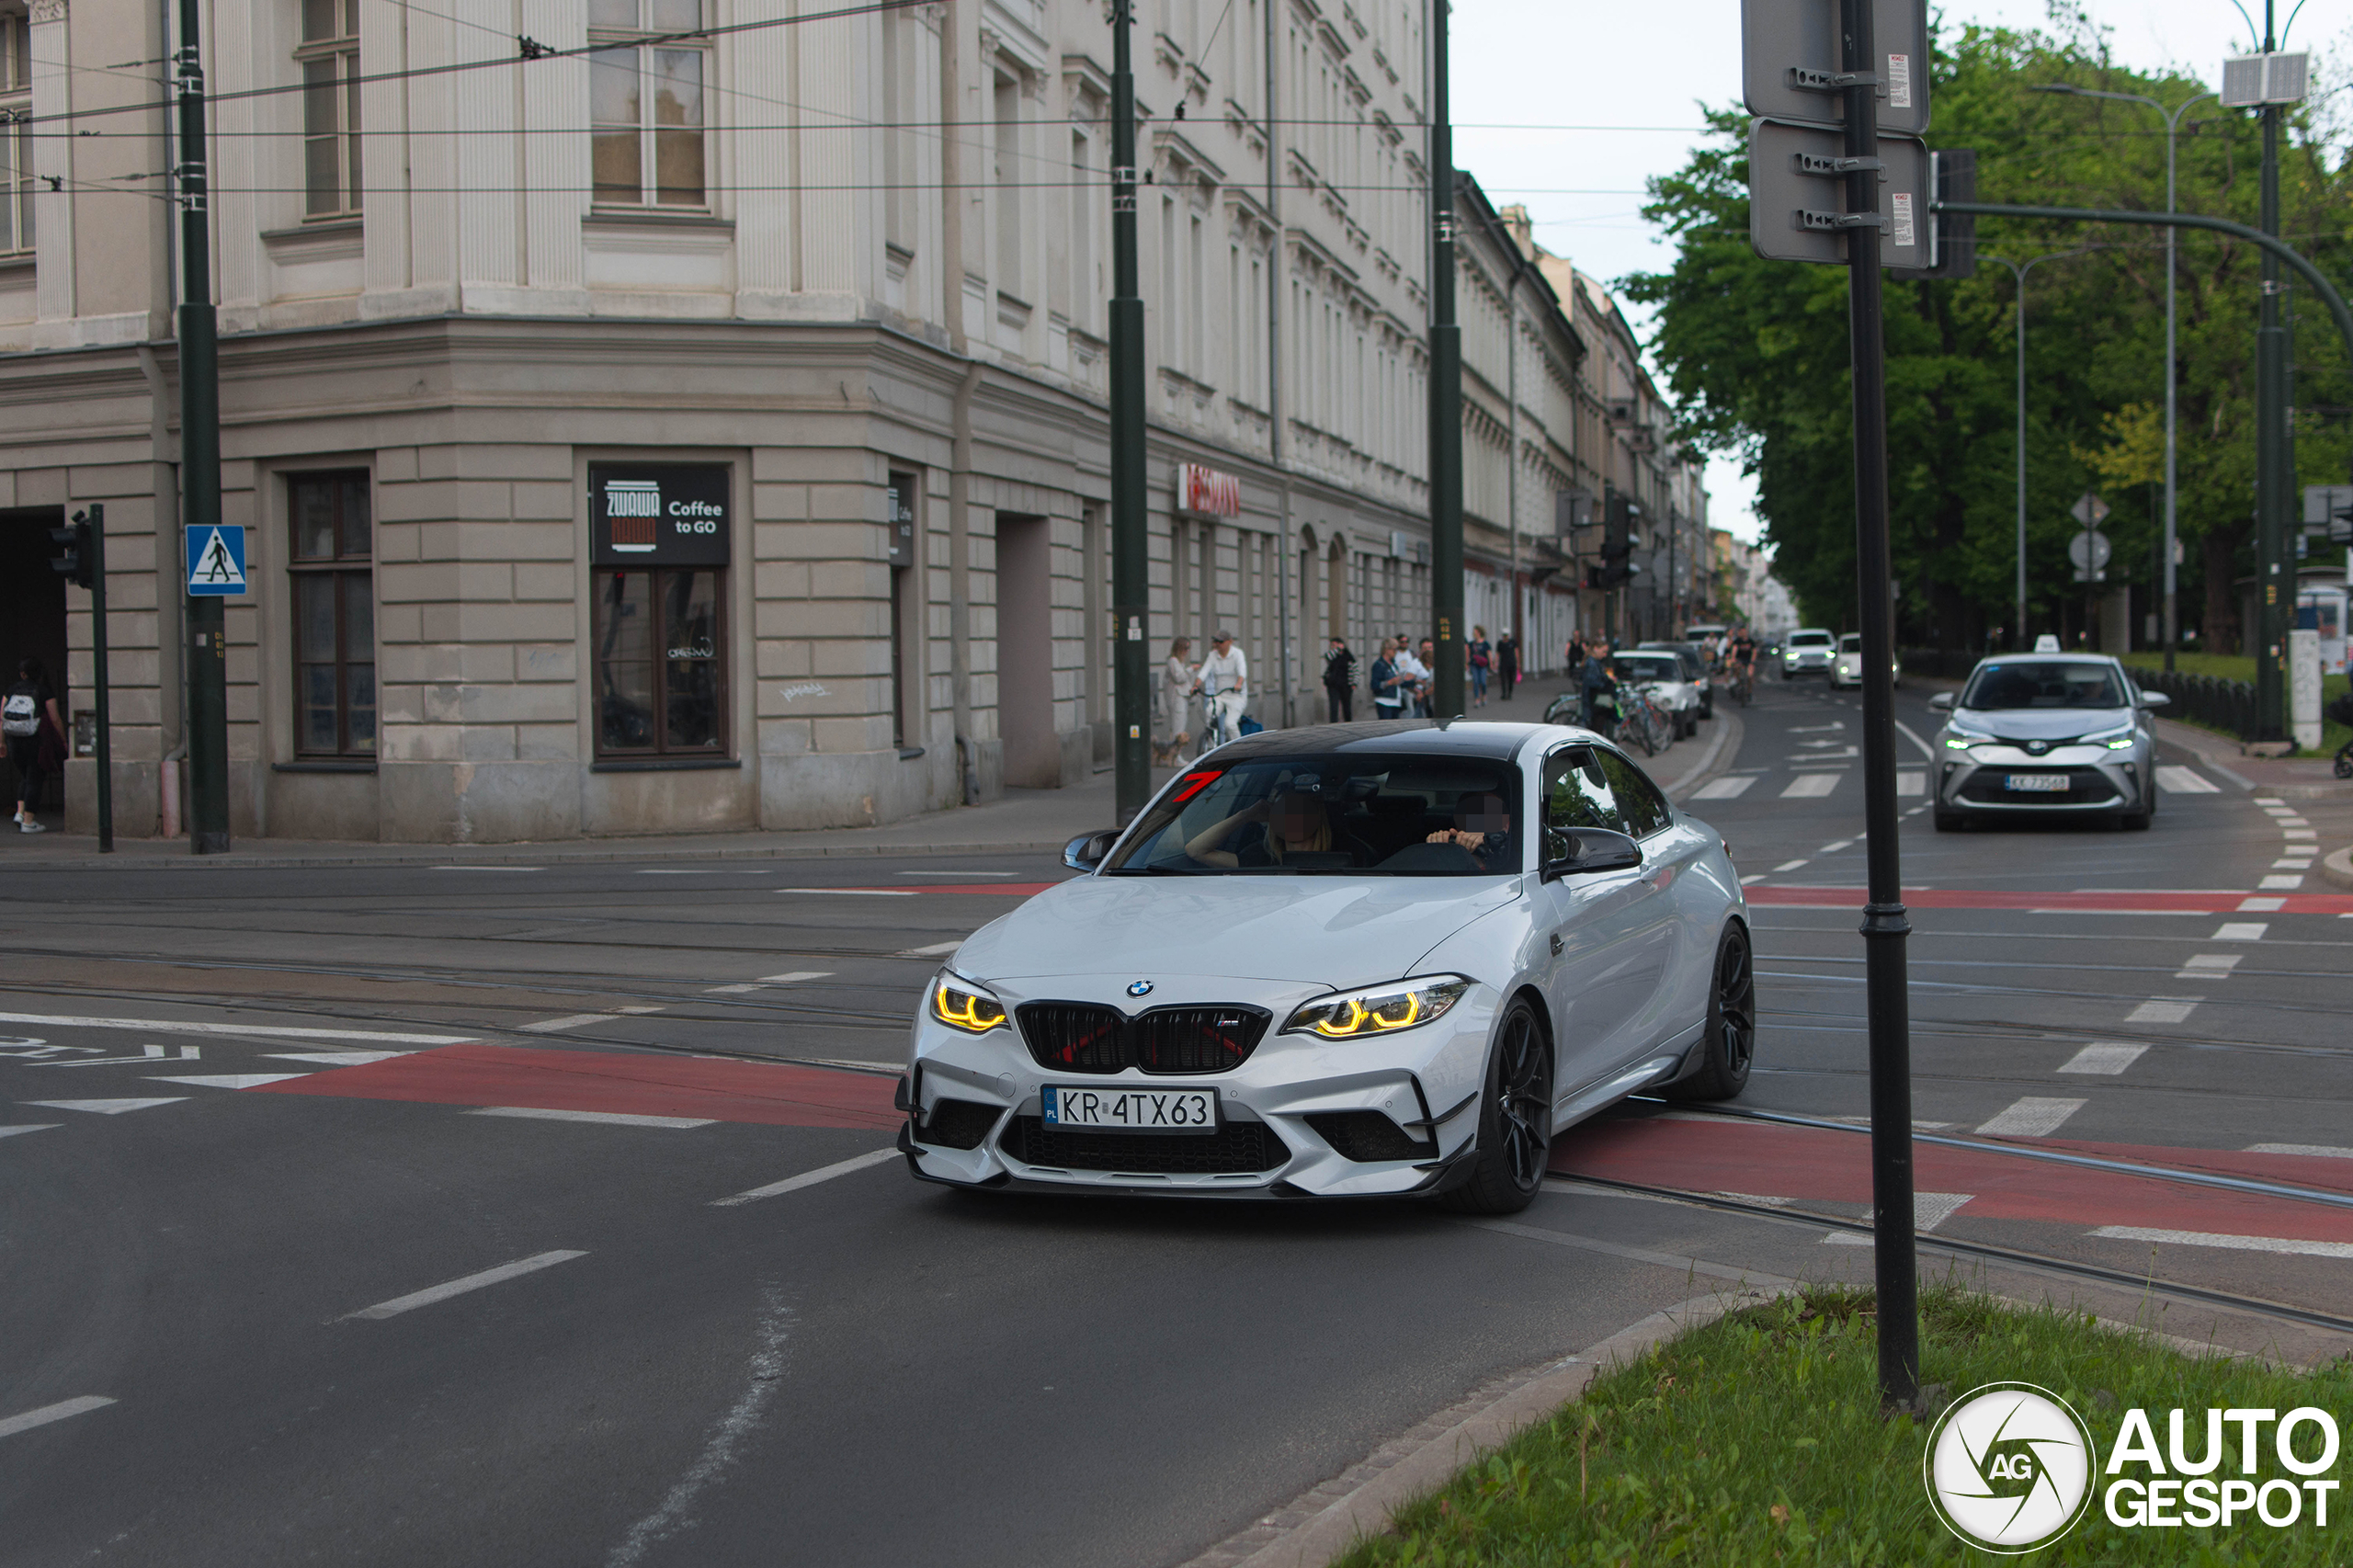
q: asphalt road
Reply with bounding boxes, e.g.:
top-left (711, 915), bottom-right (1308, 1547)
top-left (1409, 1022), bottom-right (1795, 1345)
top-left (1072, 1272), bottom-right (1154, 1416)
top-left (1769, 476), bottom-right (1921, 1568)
top-left (4, 675), bottom-right (2350, 1566)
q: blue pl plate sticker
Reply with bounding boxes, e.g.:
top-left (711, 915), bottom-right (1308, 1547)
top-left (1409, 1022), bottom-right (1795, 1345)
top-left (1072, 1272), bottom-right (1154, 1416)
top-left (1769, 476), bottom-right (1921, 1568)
top-left (187, 525), bottom-right (247, 597)
top-left (1042, 1085), bottom-right (1061, 1125)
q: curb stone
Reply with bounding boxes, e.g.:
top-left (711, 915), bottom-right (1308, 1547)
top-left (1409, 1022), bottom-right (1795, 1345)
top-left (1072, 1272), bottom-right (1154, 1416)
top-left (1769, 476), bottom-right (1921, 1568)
top-left (2325, 846), bottom-right (2353, 892)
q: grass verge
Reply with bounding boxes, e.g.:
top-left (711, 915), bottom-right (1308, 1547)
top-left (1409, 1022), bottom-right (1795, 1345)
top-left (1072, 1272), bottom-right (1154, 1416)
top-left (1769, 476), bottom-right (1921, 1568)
top-left (1336, 1284), bottom-right (2353, 1565)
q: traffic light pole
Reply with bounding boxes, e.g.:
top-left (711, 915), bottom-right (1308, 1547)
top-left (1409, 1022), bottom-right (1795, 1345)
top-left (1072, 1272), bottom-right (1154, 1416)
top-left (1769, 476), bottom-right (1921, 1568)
top-left (1109, 3), bottom-right (1150, 823)
top-left (1427, 5), bottom-right (1463, 719)
top-left (176, 0), bottom-right (229, 854)
top-left (1841, 0), bottom-right (1920, 1412)
top-left (86, 507), bottom-right (112, 852)
top-left (2255, 18), bottom-right (2288, 744)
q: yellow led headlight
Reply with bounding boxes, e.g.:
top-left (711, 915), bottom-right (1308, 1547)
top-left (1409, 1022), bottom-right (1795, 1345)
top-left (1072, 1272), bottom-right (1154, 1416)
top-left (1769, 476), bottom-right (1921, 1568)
top-left (931, 975), bottom-right (1008, 1034)
top-left (1283, 976), bottom-right (1470, 1040)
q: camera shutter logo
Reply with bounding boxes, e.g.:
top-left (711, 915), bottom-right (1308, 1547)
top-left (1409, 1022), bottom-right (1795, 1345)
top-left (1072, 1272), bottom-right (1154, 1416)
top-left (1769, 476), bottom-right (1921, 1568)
top-left (605, 480), bottom-right (662, 551)
top-left (1923, 1382), bottom-right (2096, 1553)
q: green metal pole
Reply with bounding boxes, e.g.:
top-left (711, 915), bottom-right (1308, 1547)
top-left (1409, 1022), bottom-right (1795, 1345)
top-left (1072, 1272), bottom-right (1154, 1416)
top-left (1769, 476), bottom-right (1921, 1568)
top-left (2256, 54), bottom-right (2289, 742)
top-left (1109, 2), bottom-right (1150, 820)
top-left (176, 0), bottom-right (228, 854)
top-left (1427, 2), bottom-right (1463, 718)
top-left (85, 506), bottom-right (113, 852)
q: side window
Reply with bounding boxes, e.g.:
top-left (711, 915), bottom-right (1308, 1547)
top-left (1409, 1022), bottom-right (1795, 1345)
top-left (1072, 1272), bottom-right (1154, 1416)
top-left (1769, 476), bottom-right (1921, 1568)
top-left (1541, 747), bottom-right (1621, 863)
top-left (1595, 749), bottom-right (1671, 838)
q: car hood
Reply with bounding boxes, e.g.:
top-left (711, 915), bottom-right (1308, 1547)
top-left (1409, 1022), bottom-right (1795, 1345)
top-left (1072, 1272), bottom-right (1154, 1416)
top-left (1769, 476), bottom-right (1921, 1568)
top-left (955, 874), bottom-right (1525, 990)
top-left (1953, 707), bottom-right (2132, 741)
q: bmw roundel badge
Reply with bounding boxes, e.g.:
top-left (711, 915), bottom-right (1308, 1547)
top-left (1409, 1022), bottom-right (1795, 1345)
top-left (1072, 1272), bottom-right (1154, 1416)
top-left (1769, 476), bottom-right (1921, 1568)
top-left (1127, 980), bottom-right (1154, 998)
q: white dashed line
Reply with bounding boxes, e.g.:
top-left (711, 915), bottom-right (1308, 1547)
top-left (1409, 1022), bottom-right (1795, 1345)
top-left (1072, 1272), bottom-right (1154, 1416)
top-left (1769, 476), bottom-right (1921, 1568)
top-left (0, 1396), bottom-right (116, 1441)
top-left (2213, 922), bottom-right (2269, 940)
top-left (2057, 1042), bottom-right (2147, 1075)
top-left (2091, 1227), bottom-right (2353, 1260)
top-left (2259, 875), bottom-right (2305, 890)
top-left (2155, 766), bottom-right (2219, 793)
top-left (1974, 1097), bottom-right (2086, 1138)
top-left (1690, 776), bottom-right (1756, 800)
top-left (2238, 897), bottom-right (2287, 912)
top-left (431, 866), bottom-right (543, 872)
top-left (144, 1074), bottom-right (312, 1090)
top-left (2173, 955), bottom-right (2243, 980)
top-left (1739, 873), bottom-right (1768, 885)
top-left (517, 1015), bottom-right (612, 1034)
top-left (710, 1148), bottom-right (901, 1207)
top-left (2249, 1143), bottom-right (2353, 1158)
top-left (1772, 859), bottom-right (1808, 873)
top-left (2125, 998), bottom-right (2201, 1024)
top-left (467, 1107), bottom-right (715, 1130)
top-left (705, 971), bottom-right (834, 995)
top-left (343, 1250), bottom-right (589, 1321)
top-left (779, 888), bottom-right (916, 897)
top-left (1817, 840), bottom-right (1853, 854)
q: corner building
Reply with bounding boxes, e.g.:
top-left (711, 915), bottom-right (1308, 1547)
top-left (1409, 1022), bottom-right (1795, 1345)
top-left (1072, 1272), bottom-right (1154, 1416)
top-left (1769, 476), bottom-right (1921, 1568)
top-left (0, 0), bottom-right (1674, 842)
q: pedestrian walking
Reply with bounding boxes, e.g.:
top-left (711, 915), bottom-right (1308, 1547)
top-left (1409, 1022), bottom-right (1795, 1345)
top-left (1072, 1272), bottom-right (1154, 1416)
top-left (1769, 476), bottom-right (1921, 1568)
top-left (1578, 638), bottom-right (1616, 732)
top-left (1468, 626), bottom-right (1492, 708)
top-left (1155, 637), bottom-right (1196, 766)
top-left (6, 656), bottom-right (65, 835)
top-left (1370, 639), bottom-right (1407, 721)
top-left (1392, 638), bottom-right (1429, 718)
top-left (1414, 638), bottom-right (1438, 716)
top-left (1195, 630), bottom-right (1250, 754)
top-left (1321, 636), bottom-right (1358, 723)
top-left (1495, 631), bottom-right (1519, 702)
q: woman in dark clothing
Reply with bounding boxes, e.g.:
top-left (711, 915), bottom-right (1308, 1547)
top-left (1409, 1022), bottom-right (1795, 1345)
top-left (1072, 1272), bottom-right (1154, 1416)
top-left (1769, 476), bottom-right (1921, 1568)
top-left (6, 656), bottom-right (66, 834)
top-left (1495, 631), bottom-right (1519, 701)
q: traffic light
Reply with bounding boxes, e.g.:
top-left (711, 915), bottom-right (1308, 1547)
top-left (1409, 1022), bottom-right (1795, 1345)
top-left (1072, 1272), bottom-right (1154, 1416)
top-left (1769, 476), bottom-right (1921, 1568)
top-left (50, 517), bottom-right (94, 590)
top-left (1598, 494), bottom-right (1639, 588)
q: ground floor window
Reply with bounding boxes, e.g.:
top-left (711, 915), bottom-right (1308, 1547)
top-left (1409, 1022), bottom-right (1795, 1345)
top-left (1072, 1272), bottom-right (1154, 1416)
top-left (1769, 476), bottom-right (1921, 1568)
top-left (595, 567), bottom-right (724, 756)
top-left (289, 470), bottom-right (375, 756)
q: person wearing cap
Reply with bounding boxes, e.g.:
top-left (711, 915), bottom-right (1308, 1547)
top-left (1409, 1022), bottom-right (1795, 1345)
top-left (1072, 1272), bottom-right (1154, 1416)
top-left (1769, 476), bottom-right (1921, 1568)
top-left (1194, 630), bottom-right (1250, 754)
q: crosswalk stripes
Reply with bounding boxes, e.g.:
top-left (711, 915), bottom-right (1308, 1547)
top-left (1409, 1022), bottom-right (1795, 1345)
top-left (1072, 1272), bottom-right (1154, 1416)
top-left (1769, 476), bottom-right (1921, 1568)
top-left (1896, 771), bottom-right (1924, 796)
top-left (2155, 765), bottom-right (2219, 793)
top-left (1689, 776), bottom-right (1755, 800)
top-left (1779, 774), bottom-right (1839, 799)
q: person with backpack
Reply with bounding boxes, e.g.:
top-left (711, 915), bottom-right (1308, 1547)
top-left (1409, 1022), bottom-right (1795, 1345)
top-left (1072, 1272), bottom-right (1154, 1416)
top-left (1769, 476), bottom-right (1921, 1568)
top-left (6, 656), bottom-right (65, 835)
top-left (1467, 626), bottom-right (1492, 708)
top-left (1321, 636), bottom-right (1358, 723)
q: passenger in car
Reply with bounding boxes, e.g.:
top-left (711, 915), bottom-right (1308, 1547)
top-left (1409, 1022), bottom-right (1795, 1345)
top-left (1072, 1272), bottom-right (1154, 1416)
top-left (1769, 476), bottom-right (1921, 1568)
top-left (1426, 791), bottom-right (1517, 873)
top-left (1183, 785), bottom-right (1343, 869)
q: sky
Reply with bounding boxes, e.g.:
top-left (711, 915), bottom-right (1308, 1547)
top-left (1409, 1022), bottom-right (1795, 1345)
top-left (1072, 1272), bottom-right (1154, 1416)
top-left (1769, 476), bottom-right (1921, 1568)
top-left (1449, 0), bottom-right (2353, 545)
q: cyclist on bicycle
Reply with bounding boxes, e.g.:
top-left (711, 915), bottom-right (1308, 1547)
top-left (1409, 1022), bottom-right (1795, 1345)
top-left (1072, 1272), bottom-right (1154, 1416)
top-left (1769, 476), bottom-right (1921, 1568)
top-left (1194, 631), bottom-right (1250, 755)
top-left (1727, 625), bottom-right (1758, 696)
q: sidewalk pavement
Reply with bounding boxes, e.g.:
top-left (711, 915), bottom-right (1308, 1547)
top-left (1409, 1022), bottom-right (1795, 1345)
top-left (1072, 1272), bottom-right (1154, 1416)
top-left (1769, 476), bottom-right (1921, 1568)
top-left (2150, 715), bottom-right (2353, 801)
top-left (0, 667), bottom-right (1735, 870)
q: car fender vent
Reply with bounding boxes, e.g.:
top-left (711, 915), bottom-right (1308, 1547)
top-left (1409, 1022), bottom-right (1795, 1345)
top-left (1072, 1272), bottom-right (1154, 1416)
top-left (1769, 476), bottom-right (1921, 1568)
top-left (920, 1097), bottom-right (1005, 1150)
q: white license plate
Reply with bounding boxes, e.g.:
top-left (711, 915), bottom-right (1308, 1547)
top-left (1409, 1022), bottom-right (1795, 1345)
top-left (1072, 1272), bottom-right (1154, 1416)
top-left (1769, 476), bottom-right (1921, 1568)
top-left (1041, 1085), bottom-right (1218, 1134)
top-left (2004, 773), bottom-right (2070, 793)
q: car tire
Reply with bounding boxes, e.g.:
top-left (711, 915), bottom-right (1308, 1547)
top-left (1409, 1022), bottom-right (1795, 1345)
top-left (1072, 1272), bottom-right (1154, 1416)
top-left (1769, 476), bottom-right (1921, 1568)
top-left (1663, 924), bottom-right (1755, 1103)
top-left (1438, 996), bottom-right (1552, 1216)
top-left (1933, 809), bottom-right (1964, 833)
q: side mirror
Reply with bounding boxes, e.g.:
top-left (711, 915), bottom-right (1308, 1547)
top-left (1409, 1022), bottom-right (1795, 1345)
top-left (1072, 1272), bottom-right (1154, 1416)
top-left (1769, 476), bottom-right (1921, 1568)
top-left (1063, 829), bottom-right (1121, 871)
top-left (1927, 691), bottom-right (1954, 712)
top-left (2138, 691), bottom-right (2171, 710)
top-left (1541, 826), bottom-right (1643, 881)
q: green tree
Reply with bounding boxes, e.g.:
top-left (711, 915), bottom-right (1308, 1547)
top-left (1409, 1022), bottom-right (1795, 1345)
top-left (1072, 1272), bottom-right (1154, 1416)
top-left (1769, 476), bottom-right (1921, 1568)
top-left (1626, 10), bottom-right (2353, 651)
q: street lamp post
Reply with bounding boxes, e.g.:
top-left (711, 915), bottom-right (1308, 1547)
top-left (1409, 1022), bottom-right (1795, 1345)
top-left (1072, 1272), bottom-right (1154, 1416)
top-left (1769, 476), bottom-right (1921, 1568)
top-left (1980, 250), bottom-right (2091, 649)
top-left (2035, 85), bottom-right (2216, 672)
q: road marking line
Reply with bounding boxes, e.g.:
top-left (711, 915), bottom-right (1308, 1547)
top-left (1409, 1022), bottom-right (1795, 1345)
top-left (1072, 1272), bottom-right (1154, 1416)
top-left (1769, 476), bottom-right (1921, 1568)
top-left (467, 1106), bottom-right (716, 1130)
top-left (895, 940), bottom-right (964, 958)
top-left (2125, 998), bottom-right (2201, 1024)
top-left (1916, 1192), bottom-right (1973, 1231)
top-left (2284, 830), bottom-right (2318, 841)
top-left (144, 1074), bottom-right (313, 1090)
top-left (616, 1006), bottom-right (667, 1015)
top-left (267, 1051), bottom-right (407, 1066)
top-left (705, 971), bottom-right (834, 994)
top-left (1690, 776), bottom-right (1756, 800)
top-left (710, 1147), bottom-right (900, 1206)
top-left (2155, 765), bottom-right (2220, 793)
top-left (0, 1014), bottom-right (471, 1045)
top-left (343, 1250), bottom-right (589, 1321)
top-left (636, 869), bottom-right (777, 875)
top-left (1896, 771), bottom-right (1925, 796)
top-left (20, 1098), bottom-right (186, 1114)
top-left (0, 1396), bottom-right (116, 1440)
top-left (517, 1015), bottom-right (611, 1033)
top-left (2259, 875), bottom-right (2305, 890)
top-left (2238, 896), bottom-right (2287, 912)
top-left (432, 865), bottom-right (543, 872)
top-left (1772, 859), bottom-right (1808, 872)
top-left (2091, 1226), bottom-right (2353, 1260)
top-left (779, 888), bottom-right (916, 897)
top-left (29, 1047), bottom-right (202, 1067)
top-left (2276, 858), bottom-right (2315, 869)
top-left (1973, 1096), bottom-right (2086, 1138)
top-left (1816, 839), bottom-right (1853, 854)
top-left (0, 1124), bottom-right (60, 1140)
top-left (2175, 954), bottom-right (2243, 979)
top-left (1739, 873), bottom-right (1768, 885)
top-left (2057, 1042), bottom-right (2147, 1075)
top-left (1779, 774), bottom-right (1839, 799)
top-left (2213, 922), bottom-right (2269, 940)
top-left (2255, 795), bottom-right (2285, 803)
top-left (2249, 1143), bottom-right (2353, 1158)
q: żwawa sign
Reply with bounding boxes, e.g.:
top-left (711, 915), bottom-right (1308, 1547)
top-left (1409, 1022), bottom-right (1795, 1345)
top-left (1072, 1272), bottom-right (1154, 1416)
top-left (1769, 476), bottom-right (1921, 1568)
top-left (1175, 463), bottom-right (1242, 518)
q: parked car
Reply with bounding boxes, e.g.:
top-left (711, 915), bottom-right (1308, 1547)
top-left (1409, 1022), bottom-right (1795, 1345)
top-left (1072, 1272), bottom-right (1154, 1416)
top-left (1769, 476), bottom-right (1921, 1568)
top-left (1927, 653), bottom-right (2166, 831)
top-left (1781, 628), bottom-right (1835, 679)
top-left (899, 722), bottom-right (1755, 1213)
top-left (1608, 651), bottom-right (1704, 739)
top-left (1639, 641), bottom-right (1716, 718)
top-left (1829, 633), bottom-right (1901, 690)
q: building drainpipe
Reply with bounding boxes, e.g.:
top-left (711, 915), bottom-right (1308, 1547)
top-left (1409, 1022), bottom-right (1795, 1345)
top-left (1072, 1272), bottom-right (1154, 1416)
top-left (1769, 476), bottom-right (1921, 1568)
top-left (940, 1), bottom-right (981, 804)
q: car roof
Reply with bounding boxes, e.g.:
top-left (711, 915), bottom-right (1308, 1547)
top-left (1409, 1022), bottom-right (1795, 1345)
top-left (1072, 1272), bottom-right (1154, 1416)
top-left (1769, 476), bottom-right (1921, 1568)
top-left (1967, 653), bottom-right (2127, 672)
top-left (1201, 719), bottom-right (1551, 765)
top-left (1789, 628), bottom-right (1832, 638)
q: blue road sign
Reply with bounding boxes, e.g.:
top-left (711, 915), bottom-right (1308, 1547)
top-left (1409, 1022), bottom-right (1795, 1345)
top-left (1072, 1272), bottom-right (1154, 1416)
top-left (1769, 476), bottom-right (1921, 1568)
top-left (187, 525), bottom-right (247, 597)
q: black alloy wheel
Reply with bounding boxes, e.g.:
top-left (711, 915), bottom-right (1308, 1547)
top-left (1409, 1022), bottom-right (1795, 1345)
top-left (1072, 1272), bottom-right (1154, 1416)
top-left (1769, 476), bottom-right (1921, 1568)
top-left (1441, 997), bottom-right (1553, 1214)
top-left (1665, 924), bottom-right (1756, 1102)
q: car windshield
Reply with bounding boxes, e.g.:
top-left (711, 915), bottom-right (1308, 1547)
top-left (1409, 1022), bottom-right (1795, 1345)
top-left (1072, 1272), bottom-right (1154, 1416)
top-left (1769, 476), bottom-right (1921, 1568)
top-left (1611, 655), bottom-right (1682, 683)
top-left (1838, 635), bottom-right (1860, 653)
top-left (1789, 632), bottom-right (1831, 647)
top-left (1104, 753), bottom-right (1524, 876)
top-left (1960, 662), bottom-right (2129, 710)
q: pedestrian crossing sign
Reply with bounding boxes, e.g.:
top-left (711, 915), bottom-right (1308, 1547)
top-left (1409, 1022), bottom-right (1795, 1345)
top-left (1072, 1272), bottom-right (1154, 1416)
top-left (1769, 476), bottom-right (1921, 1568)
top-left (186, 525), bottom-right (247, 596)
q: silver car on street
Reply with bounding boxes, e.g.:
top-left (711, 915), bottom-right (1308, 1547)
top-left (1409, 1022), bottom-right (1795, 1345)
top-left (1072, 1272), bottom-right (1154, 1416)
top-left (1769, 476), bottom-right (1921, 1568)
top-left (1929, 653), bottom-right (2168, 831)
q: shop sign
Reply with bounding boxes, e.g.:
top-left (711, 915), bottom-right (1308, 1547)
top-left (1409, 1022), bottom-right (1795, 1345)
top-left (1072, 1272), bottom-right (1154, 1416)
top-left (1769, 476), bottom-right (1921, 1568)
top-left (591, 463), bottom-right (732, 567)
top-left (1175, 462), bottom-right (1242, 518)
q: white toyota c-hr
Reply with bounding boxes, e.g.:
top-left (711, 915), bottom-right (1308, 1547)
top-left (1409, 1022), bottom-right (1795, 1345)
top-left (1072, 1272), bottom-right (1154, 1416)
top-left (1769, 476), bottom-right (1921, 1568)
top-left (897, 721), bottom-right (1755, 1214)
